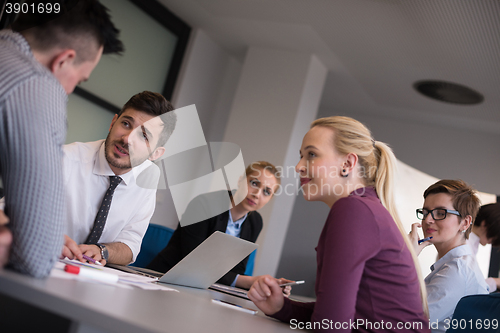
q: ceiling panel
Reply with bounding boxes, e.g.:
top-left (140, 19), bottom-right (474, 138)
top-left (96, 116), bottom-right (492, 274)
top-left (160, 0), bottom-right (500, 132)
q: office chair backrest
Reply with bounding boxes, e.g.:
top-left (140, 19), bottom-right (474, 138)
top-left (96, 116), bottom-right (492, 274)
top-left (131, 224), bottom-right (174, 268)
top-left (244, 249), bottom-right (257, 276)
top-left (446, 293), bottom-right (500, 333)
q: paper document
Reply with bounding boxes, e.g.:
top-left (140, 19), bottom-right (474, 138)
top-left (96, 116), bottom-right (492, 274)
top-left (52, 259), bottom-right (178, 291)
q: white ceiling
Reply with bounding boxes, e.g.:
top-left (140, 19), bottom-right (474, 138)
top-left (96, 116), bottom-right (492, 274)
top-left (159, 0), bottom-right (500, 135)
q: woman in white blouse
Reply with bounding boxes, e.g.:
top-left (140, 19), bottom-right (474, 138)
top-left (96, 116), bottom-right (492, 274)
top-left (409, 179), bottom-right (489, 333)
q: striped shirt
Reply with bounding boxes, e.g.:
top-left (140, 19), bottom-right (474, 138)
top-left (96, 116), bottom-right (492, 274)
top-left (0, 30), bottom-right (67, 278)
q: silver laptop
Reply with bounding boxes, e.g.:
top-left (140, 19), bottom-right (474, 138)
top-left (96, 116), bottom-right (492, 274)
top-left (158, 231), bottom-right (258, 289)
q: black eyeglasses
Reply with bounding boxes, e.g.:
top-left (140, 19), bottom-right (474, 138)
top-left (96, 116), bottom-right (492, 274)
top-left (416, 208), bottom-right (461, 221)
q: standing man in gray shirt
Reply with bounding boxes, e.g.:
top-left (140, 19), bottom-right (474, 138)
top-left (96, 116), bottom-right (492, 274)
top-left (0, 0), bottom-right (123, 277)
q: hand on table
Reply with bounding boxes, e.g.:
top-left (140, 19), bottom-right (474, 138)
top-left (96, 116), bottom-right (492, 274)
top-left (0, 210), bottom-right (12, 267)
top-left (247, 275), bottom-right (285, 316)
top-left (236, 275), bottom-right (294, 297)
top-left (61, 234), bottom-right (84, 262)
top-left (408, 223), bottom-right (432, 256)
top-left (61, 236), bottom-right (105, 265)
top-left (78, 244), bottom-right (106, 266)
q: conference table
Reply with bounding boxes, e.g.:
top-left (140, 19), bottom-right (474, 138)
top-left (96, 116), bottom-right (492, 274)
top-left (0, 267), bottom-right (308, 333)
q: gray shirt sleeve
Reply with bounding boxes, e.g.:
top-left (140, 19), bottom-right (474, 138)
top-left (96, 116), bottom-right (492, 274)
top-left (1, 76), bottom-right (67, 278)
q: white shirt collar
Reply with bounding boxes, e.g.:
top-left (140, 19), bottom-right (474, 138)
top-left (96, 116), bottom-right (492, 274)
top-left (228, 209), bottom-right (248, 225)
top-left (431, 244), bottom-right (472, 272)
top-left (467, 232), bottom-right (480, 257)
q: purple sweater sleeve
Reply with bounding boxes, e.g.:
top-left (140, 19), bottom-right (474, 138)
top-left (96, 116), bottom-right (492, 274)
top-left (272, 298), bottom-right (315, 323)
top-left (272, 195), bottom-right (380, 330)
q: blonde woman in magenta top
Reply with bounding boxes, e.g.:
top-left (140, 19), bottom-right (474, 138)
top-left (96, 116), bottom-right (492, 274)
top-left (248, 116), bottom-right (429, 332)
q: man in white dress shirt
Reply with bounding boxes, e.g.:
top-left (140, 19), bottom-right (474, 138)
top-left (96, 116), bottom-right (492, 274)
top-left (62, 91), bottom-right (176, 265)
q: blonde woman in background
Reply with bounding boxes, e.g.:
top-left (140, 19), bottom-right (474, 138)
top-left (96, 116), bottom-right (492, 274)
top-left (148, 161), bottom-right (292, 291)
top-left (248, 116), bottom-right (429, 332)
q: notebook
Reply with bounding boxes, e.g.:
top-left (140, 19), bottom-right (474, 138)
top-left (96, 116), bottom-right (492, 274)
top-left (157, 231), bottom-right (257, 289)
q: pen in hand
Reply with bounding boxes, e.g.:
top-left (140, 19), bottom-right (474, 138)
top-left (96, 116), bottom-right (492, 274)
top-left (418, 236), bottom-right (433, 245)
top-left (82, 254), bottom-right (102, 265)
top-left (279, 280), bottom-right (305, 287)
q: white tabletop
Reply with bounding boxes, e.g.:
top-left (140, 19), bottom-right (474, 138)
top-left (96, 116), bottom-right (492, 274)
top-left (0, 268), bottom-right (305, 333)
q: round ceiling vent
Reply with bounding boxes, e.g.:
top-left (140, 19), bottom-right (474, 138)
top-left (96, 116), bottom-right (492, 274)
top-left (413, 80), bottom-right (484, 105)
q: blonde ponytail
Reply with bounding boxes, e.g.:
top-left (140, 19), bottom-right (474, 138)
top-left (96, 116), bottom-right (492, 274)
top-left (373, 141), bottom-right (429, 318)
top-left (311, 116), bottom-right (429, 317)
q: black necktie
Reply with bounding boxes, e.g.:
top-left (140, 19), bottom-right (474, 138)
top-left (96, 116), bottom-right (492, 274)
top-left (85, 176), bottom-right (122, 244)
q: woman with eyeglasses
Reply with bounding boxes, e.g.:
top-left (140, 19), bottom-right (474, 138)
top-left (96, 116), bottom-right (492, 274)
top-left (410, 179), bottom-right (489, 333)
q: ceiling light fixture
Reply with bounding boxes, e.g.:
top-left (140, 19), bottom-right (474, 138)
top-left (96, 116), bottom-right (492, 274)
top-left (413, 80), bottom-right (484, 105)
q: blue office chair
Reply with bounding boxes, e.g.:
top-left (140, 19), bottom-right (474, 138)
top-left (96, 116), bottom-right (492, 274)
top-left (130, 224), bottom-right (174, 268)
top-left (446, 293), bottom-right (500, 333)
top-left (244, 249), bottom-right (257, 276)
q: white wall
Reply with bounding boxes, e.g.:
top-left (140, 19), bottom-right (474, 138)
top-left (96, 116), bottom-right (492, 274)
top-left (150, 29), bottom-right (242, 229)
top-left (172, 29), bottom-right (242, 143)
top-left (222, 48), bottom-right (327, 277)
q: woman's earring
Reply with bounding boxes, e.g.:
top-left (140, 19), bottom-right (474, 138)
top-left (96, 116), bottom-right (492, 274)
top-left (462, 230), bottom-right (466, 233)
top-left (342, 169), bottom-right (348, 178)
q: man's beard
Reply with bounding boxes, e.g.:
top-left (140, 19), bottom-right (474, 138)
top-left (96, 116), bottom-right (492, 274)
top-left (104, 134), bottom-right (132, 170)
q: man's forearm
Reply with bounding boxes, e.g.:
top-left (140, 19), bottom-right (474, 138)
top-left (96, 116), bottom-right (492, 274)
top-left (105, 242), bottom-right (133, 265)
